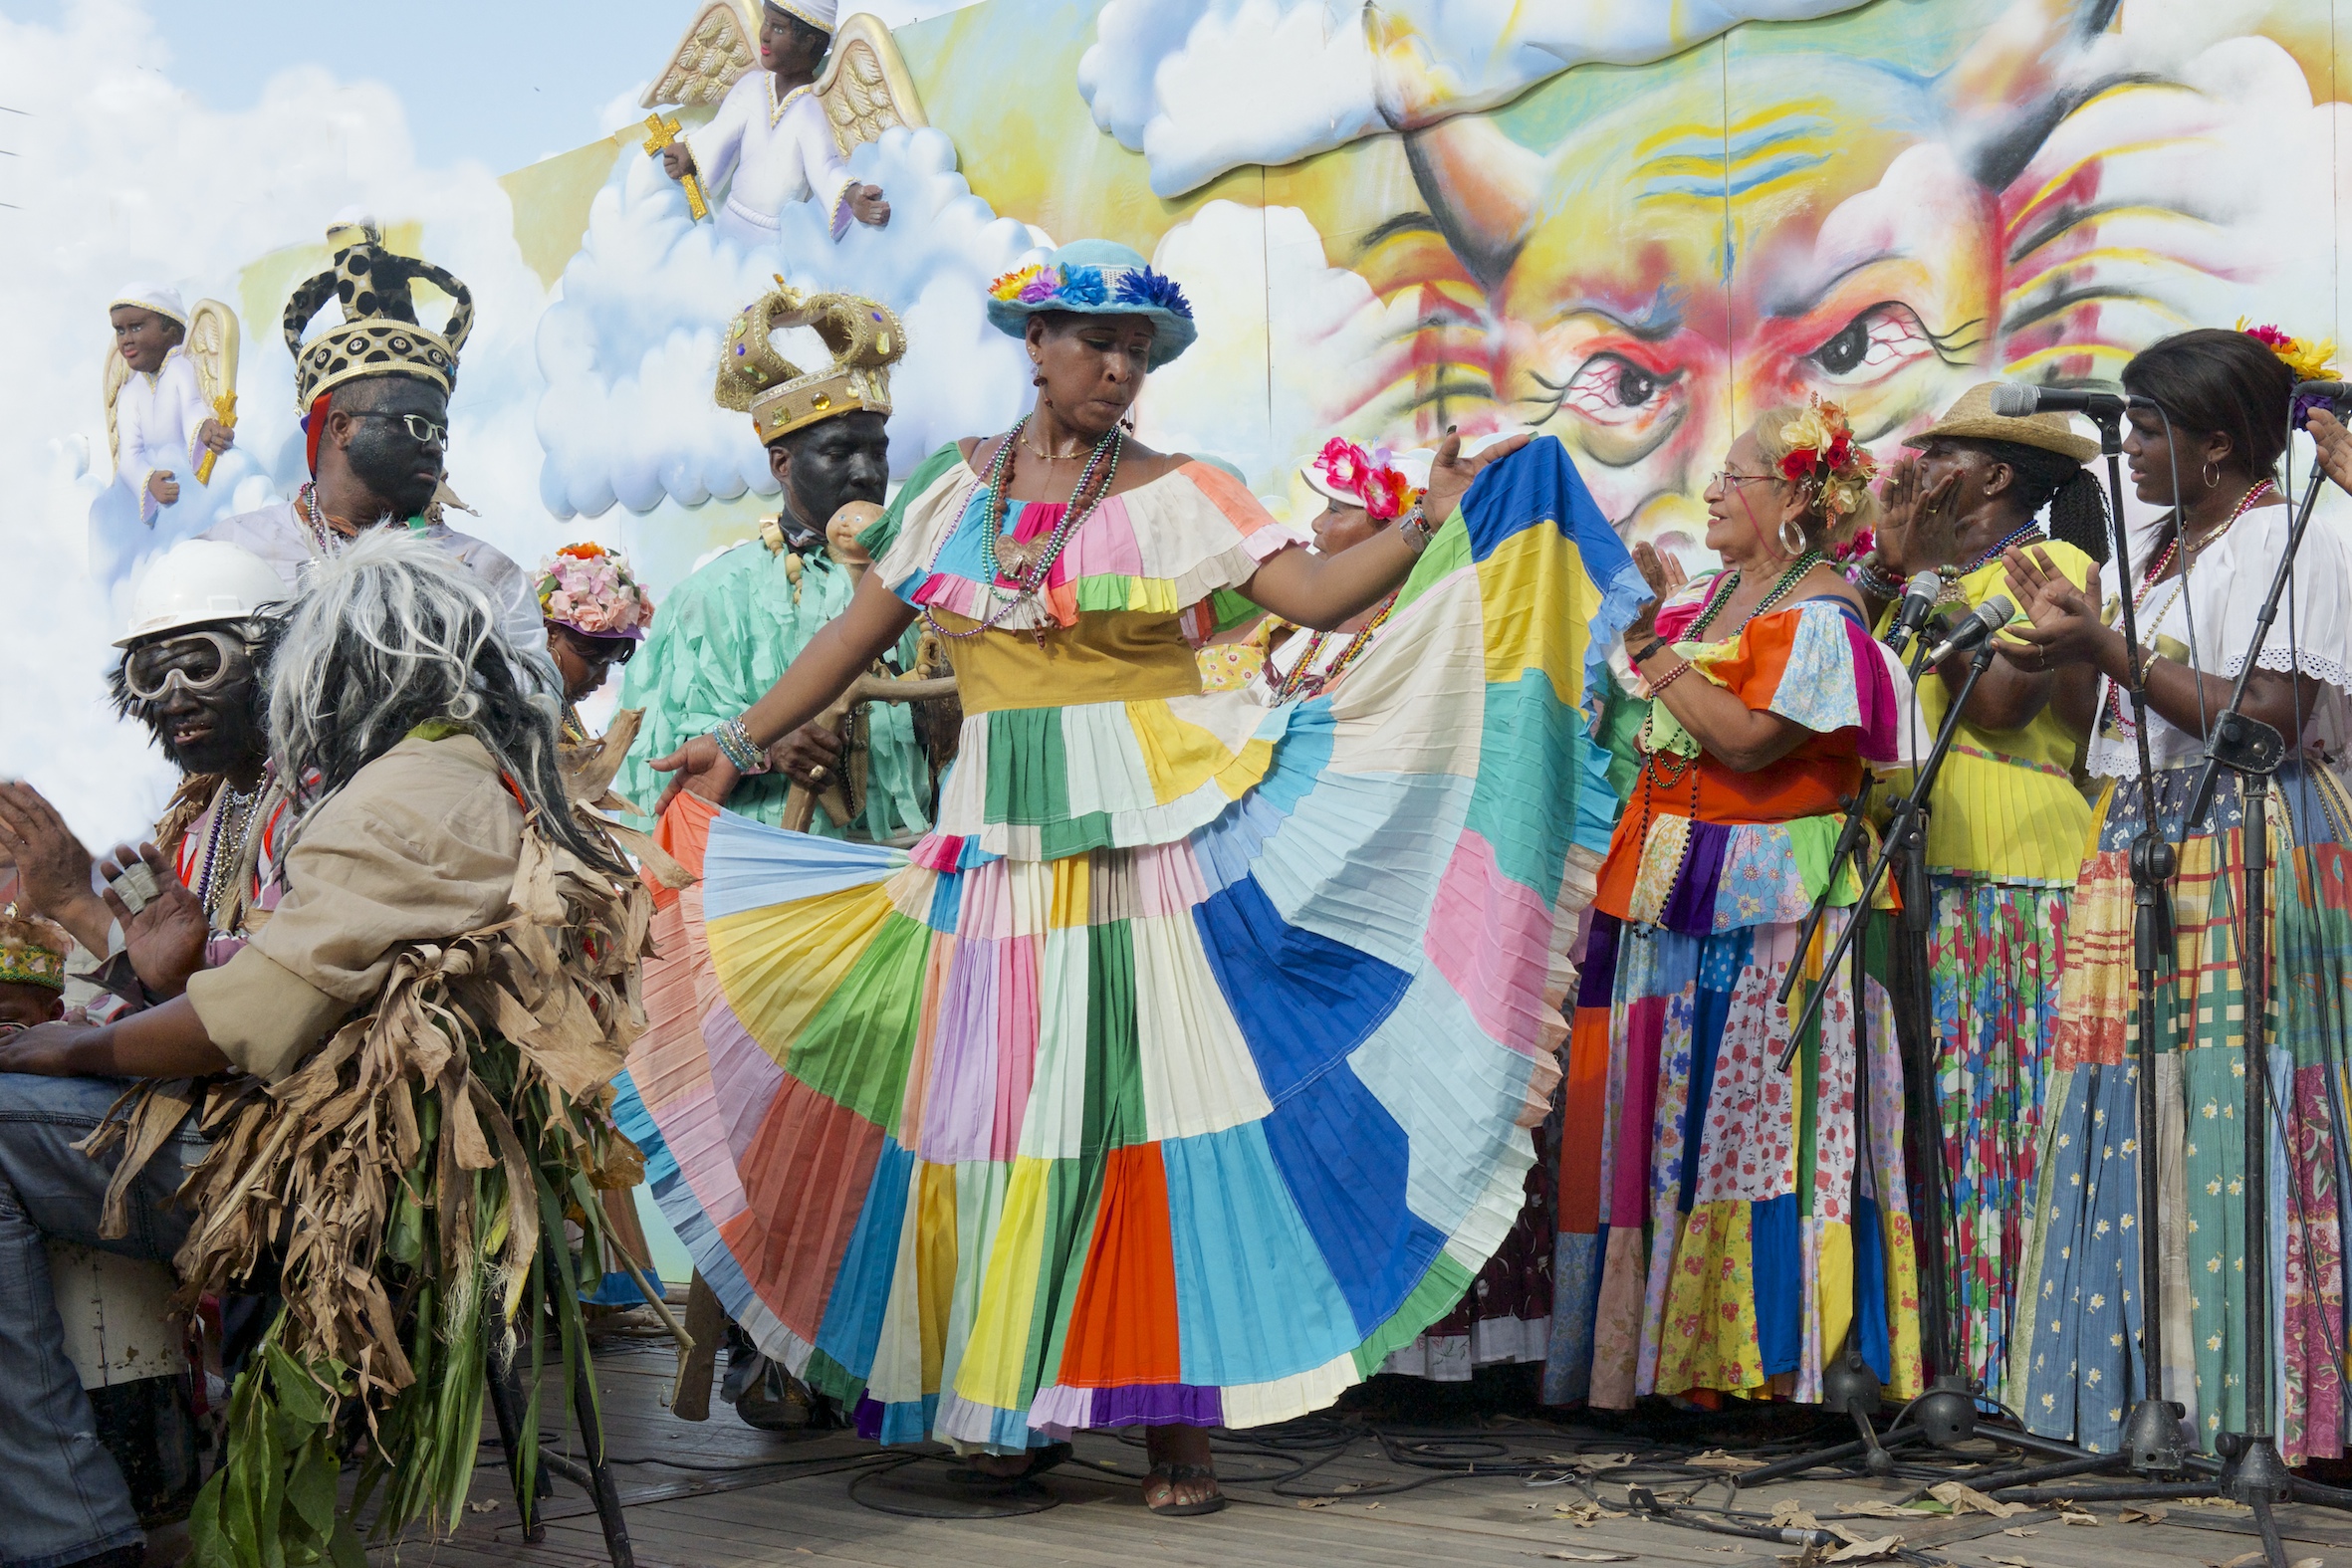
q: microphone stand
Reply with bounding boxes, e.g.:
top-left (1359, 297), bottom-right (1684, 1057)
top-left (1727, 636), bottom-right (2096, 1488)
top-left (2169, 456), bottom-right (2343, 1552)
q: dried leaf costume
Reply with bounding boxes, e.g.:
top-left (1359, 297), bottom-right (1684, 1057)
top-left (88, 537), bottom-right (673, 1560)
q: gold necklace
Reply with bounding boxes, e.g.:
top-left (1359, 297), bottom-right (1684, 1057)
top-left (1021, 425), bottom-right (1086, 462)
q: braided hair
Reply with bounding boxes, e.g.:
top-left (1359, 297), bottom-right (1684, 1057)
top-left (1963, 437), bottom-right (2111, 565)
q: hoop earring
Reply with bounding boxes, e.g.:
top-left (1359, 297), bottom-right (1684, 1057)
top-left (2202, 460), bottom-right (2221, 490)
top-left (1778, 517), bottom-right (1808, 558)
top-left (1032, 372), bottom-right (1047, 387)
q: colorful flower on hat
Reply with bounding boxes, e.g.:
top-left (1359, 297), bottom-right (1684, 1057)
top-left (537, 543), bottom-right (655, 636)
top-left (2239, 318), bottom-right (2338, 383)
top-left (1054, 264), bottom-right (1108, 307)
top-left (989, 264), bottom-right (1046, 303)
top-left (1775, 396), bottom-right (1876, 520)
top-left (1312, 437), bottom-right (1422, 522)
top-left (1111, 265), bottom-right (1195, 320)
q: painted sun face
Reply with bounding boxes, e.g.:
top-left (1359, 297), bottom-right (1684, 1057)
top-left (1486, 56), bottom-right (1990, 556)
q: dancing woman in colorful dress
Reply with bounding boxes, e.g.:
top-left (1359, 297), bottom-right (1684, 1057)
top-left (2002, 328), bottom-right (2352, 1462)
top-left (1852, 385), bottom-right (2107, 1403)
top-left (629, 239), bottom-right (1641, 1513)
top-left (1550, 401), bottom-right (1926, 1410)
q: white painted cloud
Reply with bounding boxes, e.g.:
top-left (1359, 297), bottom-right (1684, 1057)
top-left (1138, 200), bottom-right (1414, 504)
top-left (0, 0), bottom-right (557, 852)
top-left (535, 126), bottom-right (1044, 519)
top-left (1079, 0), bottom-right (1877, 197)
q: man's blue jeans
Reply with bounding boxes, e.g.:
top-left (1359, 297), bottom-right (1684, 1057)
top-left (0, 1074), bottom-right (203, 1568)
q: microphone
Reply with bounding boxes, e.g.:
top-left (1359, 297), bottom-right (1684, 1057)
top-left (1987, 384), bottom-right (2142, 419)
top-left (1924, 594), bottom-right (2017, 663)
top-left (1881, 569), bottom-right (1944, 654)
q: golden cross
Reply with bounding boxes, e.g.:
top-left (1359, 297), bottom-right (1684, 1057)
top-left (641, 112), bottom-right (710, 222)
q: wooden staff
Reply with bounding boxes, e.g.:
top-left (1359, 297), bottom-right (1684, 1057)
top-left (780, 501), bottom-right (957, 832)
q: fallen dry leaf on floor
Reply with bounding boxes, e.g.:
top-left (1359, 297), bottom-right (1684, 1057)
top-left (1295, 1498), bottom-right (1332, 1509)
top-left (1543, 1553), bottom-right (1635, 1563)
top-left (2180, 1497), bottom-right (2254, 1511)
top-left (1686, 1449), bottom-right (1766, 1471)
top-left (1825, 1532), bottom-right (1902, 1563)
top-left (1987, 1556), bottom-right (2042, 1568)
top-left (1927, 1480), bottom-right (2029, 1518)
top-left (1836, 1499), bottom-right (1933, 1519)
top-left (1769, 1500), bottom-right (1823, 1530)
top-left (1332, 1482), bottom-right (1362, 1493)
top-left (465, 1498), bottom-right (501, 1514)
top-left (2290, 1558), bottom-right (2324, 1568)
top-left (2118, 1505), bottom-right (2169, 1524)
top-left (2200, 1554), bottom-right (2266, 1568)
top-left (2000, 1526), bottom-right (2039, 1537)
top-left (1554, 1501), bottom-right (1630, 1526)
top-left (2057, 1509), bottom-right (2099, 1525)
top-left (1365, 1501), bottom-right (1383, 1509)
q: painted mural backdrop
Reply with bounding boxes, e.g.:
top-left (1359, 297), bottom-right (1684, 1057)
top-left (13, 0), bottom-right (2350, 846)
top-left (576, 0), bottom-right (2347, 586)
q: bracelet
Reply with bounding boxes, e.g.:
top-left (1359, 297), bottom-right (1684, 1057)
top-left (1846, 555), bottom-right (1902, 599)
top-left (1648, 660), bottom-right (1694, 695)
top-left (711, 717), bottom-right (772, 776)
top-left (1397, 503), bottom-right (1434, 556)
top-left (1633, 637), bottom-right (1669, 665)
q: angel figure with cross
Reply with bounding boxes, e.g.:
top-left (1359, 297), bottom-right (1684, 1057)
top-left (643, 2), bottom-right (927, 248)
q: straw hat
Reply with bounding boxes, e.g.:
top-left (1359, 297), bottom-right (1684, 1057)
top-left (1904, 382), bottom-right (2098, 463)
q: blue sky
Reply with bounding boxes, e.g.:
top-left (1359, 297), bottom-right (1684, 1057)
top-left (0, 0), bottom-right (975, 174)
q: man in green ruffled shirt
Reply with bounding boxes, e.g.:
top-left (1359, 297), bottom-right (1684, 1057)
top-left (615, 285), bottom-right (936, 841)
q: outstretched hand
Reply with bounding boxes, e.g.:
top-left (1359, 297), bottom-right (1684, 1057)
top-left (2309, 408), bottom-right (2352, 497)
top-left (1421, 429), bottom-right (1534, 528)
top-left (648, 735), bottom-right (743, 817)
top-left (1996, 545), bottom-right (2107, 672)
top-left (1623, 542), bottom-right (1689, 647)
top-left (98, 842), bottom-right (207, 999)
top-left (1875, 454), bottom-right (1962, 575)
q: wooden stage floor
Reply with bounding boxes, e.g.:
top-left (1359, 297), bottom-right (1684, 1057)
top-left (369, 1333), bottom-right (2352, 1568)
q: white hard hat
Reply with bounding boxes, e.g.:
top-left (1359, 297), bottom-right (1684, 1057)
top-left (116, 541), bottom-right (290, 646)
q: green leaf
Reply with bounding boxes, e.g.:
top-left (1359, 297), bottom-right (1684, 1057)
top-left (264, 1341), bottom-right (328, 1427)
top-left (285, 1439), bottom-right (339, 1538)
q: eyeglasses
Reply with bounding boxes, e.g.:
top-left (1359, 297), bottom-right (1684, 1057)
top-left (1710, 469), bottom-right (1779, 489)
top-left (553, 624), bottom-right (636, 668)
top-left (123, 628), bottom-right (253, 700)
top-left (356, 410), bottom-right (450, 447)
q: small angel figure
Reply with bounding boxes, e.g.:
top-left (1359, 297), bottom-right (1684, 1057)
top-left (644, 2), bottom-right (927, 247)
top-left (91, 286), bottom-right (247, 585)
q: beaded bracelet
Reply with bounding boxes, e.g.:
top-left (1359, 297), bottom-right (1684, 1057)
top-left (1648, 660), bottom-right (1695, 695)
top-left (1846, 555), bottom-right (1902, 599)
top-left (712, 716), bottom-right (772, 776)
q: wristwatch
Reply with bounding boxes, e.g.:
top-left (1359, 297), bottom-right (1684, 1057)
top-left (1397, 503), bottom-right (1435, 555)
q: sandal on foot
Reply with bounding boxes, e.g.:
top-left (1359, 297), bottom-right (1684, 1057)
top-left (945, 1440), bottom-right (1072, 1488)
top-left (1143, 1462), bottom-right (1228, 1517)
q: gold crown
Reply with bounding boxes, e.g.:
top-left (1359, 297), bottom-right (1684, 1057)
top-left (715, 282), bottom-right (904, 443)
top-left (0, 911), bottom-right (69, 992)
top-left (282, 217), bottom-right (475, 410)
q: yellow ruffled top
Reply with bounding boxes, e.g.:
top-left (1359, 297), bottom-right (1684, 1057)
top-left (1875, 543), bottom-right (2096, 885)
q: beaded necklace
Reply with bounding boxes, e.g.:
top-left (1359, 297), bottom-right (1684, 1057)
top-left (1271, 591), bottom-right (1397, 702)
top-left (2103, 478), bottom-right (2271, 739)
top-left (196, 781), bottom-right (261, 927)
top-left (1631, 550), bottom-right (1825, 927)
top-left (920, 415), bottom-right (1124, 648)
top-left (1957, 520), bottom-right (2043, 576)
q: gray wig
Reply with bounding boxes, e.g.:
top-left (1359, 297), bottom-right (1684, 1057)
top-left (267, 529), bottom-right (623, 875)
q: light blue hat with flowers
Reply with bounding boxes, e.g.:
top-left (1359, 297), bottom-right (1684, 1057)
top-left (984, 240), bottom-right (1198, 370)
